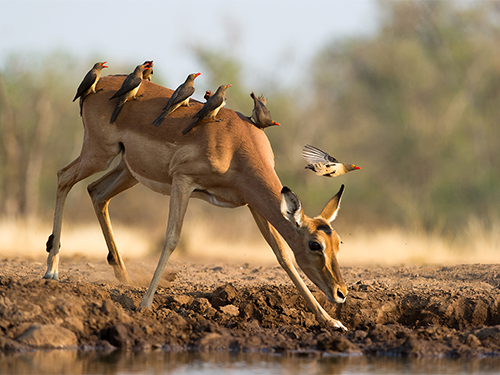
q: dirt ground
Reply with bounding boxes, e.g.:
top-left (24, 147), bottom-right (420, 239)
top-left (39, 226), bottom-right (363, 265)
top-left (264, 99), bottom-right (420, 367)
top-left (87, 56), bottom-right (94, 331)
top-left (1, 256), bottom-right (500, 358)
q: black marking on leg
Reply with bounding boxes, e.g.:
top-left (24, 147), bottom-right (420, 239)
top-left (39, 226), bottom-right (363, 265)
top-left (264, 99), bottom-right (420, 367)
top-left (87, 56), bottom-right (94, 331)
top-left (107, 252), bottom-right (118, 266)
top-left (46, 234), bottom-right (54, 252)
top-left (46, 234), bottom-right (61, 252)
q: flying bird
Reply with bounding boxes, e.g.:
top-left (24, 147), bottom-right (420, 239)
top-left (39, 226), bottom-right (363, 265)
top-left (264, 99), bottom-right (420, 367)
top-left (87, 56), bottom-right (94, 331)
top-left (152, 72), bottom-right (201, 127)
top-left (73, 61), bottom-right (108, 115)
top-left (142, 60), bottom-right (153, 81)
top-left (109, 64), bottom-right (149, 124)
top-left (302, 144), bottom-right (360, 177)
top-left (249, 92), bottom-right (280, 129)
top-left (181, 84), bottom-right (231, 135)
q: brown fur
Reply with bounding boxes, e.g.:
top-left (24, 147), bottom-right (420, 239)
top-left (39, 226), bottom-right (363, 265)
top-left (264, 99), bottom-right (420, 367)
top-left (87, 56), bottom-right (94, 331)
top-left (44, 75), bottom-right (349, 329)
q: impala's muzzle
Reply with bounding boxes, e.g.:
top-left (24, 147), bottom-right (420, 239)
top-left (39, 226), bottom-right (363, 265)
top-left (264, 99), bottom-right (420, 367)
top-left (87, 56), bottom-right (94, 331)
top-left (328, 285), bottom-right (348, 304)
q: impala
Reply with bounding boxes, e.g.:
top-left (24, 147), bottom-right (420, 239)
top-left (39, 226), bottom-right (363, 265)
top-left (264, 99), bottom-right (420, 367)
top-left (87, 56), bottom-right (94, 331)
top-left (44, 75), bottom-right (349, 329)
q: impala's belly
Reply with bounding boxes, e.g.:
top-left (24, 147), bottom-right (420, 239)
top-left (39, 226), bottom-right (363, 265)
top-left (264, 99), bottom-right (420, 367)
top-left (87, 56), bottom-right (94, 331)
top-left (126, 162), bottom-right (173, 196)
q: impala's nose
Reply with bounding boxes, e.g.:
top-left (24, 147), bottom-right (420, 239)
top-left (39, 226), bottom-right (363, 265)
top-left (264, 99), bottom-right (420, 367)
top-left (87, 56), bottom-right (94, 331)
top-left (336, 286), bottom-right (348, 303)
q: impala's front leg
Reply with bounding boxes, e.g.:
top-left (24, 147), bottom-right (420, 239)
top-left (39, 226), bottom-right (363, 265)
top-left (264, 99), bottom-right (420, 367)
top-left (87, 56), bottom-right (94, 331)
top-left (44, 157), bottom-right (86, 280)
top-left (249, 208), bottom-right (347, 330)
top-left (140, 178), bottom-right (194, 308)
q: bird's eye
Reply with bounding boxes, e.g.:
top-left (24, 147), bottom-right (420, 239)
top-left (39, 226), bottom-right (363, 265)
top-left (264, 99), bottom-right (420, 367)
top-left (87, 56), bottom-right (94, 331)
top-left (308, 241), bottom-right (322, 251)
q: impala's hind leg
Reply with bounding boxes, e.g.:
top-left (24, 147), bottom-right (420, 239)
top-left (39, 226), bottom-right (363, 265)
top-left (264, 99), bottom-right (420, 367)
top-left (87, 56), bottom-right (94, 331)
top-left (44, 148), bottom-right (120, 280)
top-left (87, 158), bottom-right (138, 284)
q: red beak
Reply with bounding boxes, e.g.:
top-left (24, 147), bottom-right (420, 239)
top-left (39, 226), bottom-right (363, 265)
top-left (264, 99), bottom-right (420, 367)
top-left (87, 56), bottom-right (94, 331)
top-left (102, 61), bottom-right (108, 68)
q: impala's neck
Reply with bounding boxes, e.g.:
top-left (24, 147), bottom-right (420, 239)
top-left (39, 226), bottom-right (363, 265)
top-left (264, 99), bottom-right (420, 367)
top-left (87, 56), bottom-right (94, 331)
top-left (234, 147), bottom-right (302, 251)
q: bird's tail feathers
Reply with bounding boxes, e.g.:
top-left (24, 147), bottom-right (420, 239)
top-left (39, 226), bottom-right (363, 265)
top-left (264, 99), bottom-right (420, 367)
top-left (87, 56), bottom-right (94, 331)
top-left (152, 111), bottom-right (167, 127)
top-left (110, 103), bottom-right (122, 124)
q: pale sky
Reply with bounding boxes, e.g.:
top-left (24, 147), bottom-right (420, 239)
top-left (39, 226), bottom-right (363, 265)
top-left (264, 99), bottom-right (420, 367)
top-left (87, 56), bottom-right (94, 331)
top-left (1, 0), bottom-right (378, 89)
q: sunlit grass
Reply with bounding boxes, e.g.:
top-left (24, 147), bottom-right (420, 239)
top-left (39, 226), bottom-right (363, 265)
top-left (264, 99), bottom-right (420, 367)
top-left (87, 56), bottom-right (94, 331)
top-left (2, 217), bottom-right (499, 267)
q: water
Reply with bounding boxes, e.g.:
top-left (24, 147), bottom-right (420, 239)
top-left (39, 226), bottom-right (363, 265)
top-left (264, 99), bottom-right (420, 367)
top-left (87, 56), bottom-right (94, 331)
top-left (0, 350), bottom-right (499, 375)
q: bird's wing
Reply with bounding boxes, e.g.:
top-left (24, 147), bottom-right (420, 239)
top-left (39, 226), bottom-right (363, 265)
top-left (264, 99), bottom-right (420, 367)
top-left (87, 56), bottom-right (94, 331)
top-left (302, 144), bottom-right (339, 164)
top-left (197, 93), bottom-right (223, 118)
top-left (74, 70), bottom-right (97, 100)
top-left (168, 84), bottom-right (195, 108)
top-left (110, 74), bottom-right (142, 99)
top-left (255, 101), bottom-right (274, 125)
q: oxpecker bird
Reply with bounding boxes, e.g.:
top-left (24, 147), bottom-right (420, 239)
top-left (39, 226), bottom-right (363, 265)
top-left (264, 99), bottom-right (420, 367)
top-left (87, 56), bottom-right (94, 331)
top-left (181, 84), bottom-right (231, 135)
top-left (143, 60), bottom-right (153, 81)
top-left (152, 72), bottom-right (201, 127)
top-left (204, 90), bottom-right (213, 101)
top-left (73, 61), bottom-right (108, 115)
top-left (249, 92), bottom-right (280, 129)
top-left (109, 64), bottom-right (149, 124)
top-left (302, 144), bottom-right (360, 177)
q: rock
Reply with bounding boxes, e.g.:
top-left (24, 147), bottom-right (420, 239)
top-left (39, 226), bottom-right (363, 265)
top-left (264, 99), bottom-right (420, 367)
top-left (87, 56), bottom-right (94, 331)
top-left (164, 295), bottom-right (194, 309)
top-left (465, 333), bottom-right (481, 348)
top-left (316, 332), bottom-right (359, 353)
top-left (190, 298), bottom-right (217, 318)
top-left (100, 299), bottom-right (131, 323)
top-left (100, 323), bottom-right (149, 349)
top-left (65, 316), bottom-right (84, 333)
top-left (210, 284), bottom-right (237, 308)
top-left (0, 336), bottom-right (30, 352)
top-left (16, 324), bottom-right (78, 348)
top-left (219, 304), bottom-right (239, 317)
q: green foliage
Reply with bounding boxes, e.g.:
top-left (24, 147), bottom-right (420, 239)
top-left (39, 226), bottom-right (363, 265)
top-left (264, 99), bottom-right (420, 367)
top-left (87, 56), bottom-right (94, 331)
top-left (1, 1), bottom-right (499, 240)
top-left (309, 0), bottom-right (500, 233)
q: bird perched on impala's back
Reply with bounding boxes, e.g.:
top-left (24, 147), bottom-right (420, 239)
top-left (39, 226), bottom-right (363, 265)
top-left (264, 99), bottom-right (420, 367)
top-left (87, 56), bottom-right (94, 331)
top-left (109, 64), bottom-right (149, 124)
top-left (249, 92), bottom-right (280, 129)
top-left (302, 144), bottom-right (360, 177)
top-left (181, 84), bottom-right (231, 135)
top-left (204, 90), bottom-right (213, 101)
top-left (142, 60), bottom-right (153, 81)
top-left (73, 61), bottom-right (108, 115)
top-left (152, 72), bottom-right (201, 127)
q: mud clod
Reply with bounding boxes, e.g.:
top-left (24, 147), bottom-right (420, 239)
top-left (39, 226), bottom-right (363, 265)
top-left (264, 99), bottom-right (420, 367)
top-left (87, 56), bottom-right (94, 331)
top-left (2, 260), bottom-right (500, 357)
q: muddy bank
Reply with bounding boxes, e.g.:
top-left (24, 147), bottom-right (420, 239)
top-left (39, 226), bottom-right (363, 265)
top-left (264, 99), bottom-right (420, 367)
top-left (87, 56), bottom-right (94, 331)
top-left (0, 259), bottom-right (499, 357)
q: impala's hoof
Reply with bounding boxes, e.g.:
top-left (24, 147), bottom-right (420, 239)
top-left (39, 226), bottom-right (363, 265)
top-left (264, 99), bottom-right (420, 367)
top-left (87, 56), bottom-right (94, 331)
top-left (42, 272), bottom-right (59, 281)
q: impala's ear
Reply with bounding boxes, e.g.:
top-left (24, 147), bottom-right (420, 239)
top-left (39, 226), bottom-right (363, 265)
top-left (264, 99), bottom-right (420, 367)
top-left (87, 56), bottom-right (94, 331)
top-left (320, 184), bottom-right (345, 223)
top-left (281, 187), bottom-right (305, 228)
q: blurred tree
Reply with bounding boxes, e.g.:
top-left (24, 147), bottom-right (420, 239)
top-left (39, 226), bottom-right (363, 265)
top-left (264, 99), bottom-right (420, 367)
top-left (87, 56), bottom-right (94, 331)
top-left (308, 0), bottom-right (500, 234)
top-left (0, 52), bottom-right (82, 222)
top-left (2, 1), bottom-right (500, 245)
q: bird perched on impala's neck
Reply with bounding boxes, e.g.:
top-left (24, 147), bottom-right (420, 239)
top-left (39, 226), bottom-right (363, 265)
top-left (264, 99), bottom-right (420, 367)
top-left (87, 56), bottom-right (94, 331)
top-left (302, 144), bottom-right (360, 177)
top-left (73, 61), bottom-right (108, 115)
top-left (152, 72), bottom-right (201, 127)
top-left (109, 64), bottom-right (149, 124)
top-left (249, 92), bottom-right (280, 129)
top-left (181, 84), bottom-right (231, 135)
top-left (142, 61), bottom-right (153, 81)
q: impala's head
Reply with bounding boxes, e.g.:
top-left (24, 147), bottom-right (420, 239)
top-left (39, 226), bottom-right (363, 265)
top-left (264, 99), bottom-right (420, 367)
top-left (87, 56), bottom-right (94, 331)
top-left (281, 185), bottom-right (347, 304)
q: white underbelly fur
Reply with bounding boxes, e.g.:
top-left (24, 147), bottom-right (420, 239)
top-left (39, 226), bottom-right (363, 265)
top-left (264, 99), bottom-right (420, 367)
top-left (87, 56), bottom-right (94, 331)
top-left (124, 159), bottom-right (173, 196)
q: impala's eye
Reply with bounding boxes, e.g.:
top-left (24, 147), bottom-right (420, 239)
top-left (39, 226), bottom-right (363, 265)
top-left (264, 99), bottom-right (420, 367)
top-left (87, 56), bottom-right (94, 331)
top-left (308, 241), bottom-right (322, 251)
